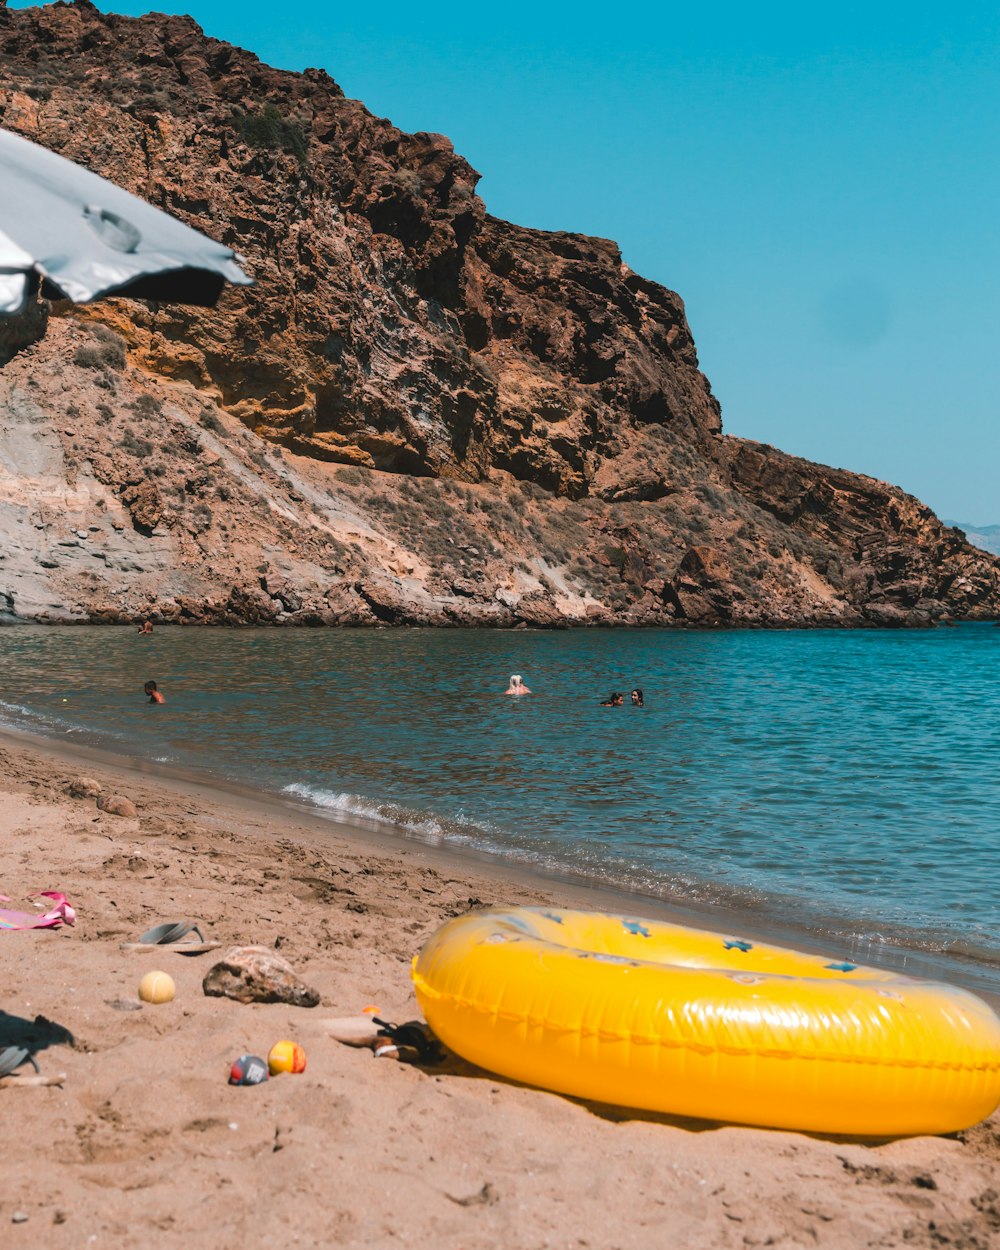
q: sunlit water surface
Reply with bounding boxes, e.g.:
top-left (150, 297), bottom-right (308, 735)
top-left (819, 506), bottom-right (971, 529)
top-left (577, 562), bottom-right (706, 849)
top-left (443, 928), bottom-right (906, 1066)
top-left (1, 624), bottom-right (998, 977)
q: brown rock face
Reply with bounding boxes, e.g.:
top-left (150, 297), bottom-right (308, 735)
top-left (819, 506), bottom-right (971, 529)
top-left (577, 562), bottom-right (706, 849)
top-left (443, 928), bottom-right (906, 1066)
top-left (0, 3), bottom-right (718, 494)
top-left (0, 2), bottom-right (996, 627)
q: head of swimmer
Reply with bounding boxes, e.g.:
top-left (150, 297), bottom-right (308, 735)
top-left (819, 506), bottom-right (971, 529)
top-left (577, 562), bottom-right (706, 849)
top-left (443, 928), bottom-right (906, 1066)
top-left (144, 680), bottom-right (163, 703)
top-left (505, 673), bottom-right (531, 694)
top-left (630, 688), bottom-right (644, 707)
top-left (600, 692), bottom-right (624, 706)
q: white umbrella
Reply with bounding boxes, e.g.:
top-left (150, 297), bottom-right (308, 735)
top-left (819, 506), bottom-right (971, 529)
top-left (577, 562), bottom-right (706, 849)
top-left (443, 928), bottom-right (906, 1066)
top-left (0, 126), bottom-right (252, 316)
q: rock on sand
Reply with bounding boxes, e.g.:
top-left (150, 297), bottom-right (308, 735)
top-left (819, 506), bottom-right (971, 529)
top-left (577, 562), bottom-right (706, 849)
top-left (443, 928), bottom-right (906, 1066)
top-left (69, 776), bottom-right (102, 798)
top-left (202, 945), bottom-right (320, 1007)
top-left (96, 794), bottom-right (138, 817)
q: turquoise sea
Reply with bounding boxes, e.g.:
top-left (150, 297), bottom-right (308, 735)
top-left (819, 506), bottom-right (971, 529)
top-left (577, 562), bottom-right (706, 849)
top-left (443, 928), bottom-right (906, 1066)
top-left (1, 624), bottom-right (998, 986)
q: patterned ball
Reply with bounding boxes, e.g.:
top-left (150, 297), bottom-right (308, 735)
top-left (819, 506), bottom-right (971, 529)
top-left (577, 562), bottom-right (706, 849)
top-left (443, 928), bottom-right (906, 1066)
top-left (267, 1040), bottom-right (307, 1075)
top-left (229, 1054), bottom-right (269, 1085)
top-left (138, 971), bottom-right (175, 1004)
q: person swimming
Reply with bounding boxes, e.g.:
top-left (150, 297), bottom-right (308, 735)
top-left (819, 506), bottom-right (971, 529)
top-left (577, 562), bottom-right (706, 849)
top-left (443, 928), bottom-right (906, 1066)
top-left (137, 620), bottom-right (153, 635)
top-left (630, 688), bottom-right (644, 707)
top-left (144, 680), bottom-right (164, 704)
top-left (600, 692), bottom-right (624, 707)
top-left (504, 674), bottom-right (532, 695)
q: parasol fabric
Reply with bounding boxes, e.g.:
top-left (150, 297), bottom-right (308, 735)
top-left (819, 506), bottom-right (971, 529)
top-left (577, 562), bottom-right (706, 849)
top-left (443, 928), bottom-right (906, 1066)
top-left (0, 126), bottom-right (251, 316)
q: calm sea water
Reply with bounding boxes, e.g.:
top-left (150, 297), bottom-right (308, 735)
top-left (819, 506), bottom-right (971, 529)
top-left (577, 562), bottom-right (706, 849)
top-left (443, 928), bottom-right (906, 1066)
top-left (1, 624), bottom-right (998, 976)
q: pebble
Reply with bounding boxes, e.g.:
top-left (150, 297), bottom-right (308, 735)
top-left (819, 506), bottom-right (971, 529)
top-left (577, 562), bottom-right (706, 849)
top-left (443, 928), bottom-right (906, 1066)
top-left (69, 776), bottom-right (102, 798)
top-left (96, 794), bottom-right (138, 818)
top-left (12, 1211), bottom-right (28, 1223)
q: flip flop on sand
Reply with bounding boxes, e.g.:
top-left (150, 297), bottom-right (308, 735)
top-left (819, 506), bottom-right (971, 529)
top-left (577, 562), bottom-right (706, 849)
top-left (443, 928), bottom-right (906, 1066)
top-left (372, 1018), bottom-right (443, 1063)
top-left (0, 1047), bottom-right (65, 1088)
top-left (0, 1047), bottom-right (39, 1078)
top-left (321, 1016), bottom-right (443, 1062)
top-left (120, 921), bottom-right (220, 955)
top-left (323, 1015), bottom-right (381, 1047)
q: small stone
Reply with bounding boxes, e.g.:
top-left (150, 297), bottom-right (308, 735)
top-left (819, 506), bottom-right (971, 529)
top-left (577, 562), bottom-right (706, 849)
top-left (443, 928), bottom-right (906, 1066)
top-left (12, 1211), bottom-right (28, 1223)
top-left (96, 794), bottom-right (137, 818)
top-left (69, 777), bottom-right (102, 799)
top-left (203, 945), bottom-right (320, 1008)
top-left (445, 1183), bottom-right (499, 1208)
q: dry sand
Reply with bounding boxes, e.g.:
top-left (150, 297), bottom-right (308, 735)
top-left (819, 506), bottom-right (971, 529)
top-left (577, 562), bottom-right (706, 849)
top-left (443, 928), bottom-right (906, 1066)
top-left (1, 732), bottom-right (998, 1250)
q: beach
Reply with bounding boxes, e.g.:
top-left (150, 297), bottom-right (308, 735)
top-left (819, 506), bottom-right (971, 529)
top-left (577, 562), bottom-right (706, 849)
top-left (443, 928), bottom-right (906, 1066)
top-left (1, 730), bottom-right (999, 1249)
top-left (1, 5), bottom-right (997, 1248)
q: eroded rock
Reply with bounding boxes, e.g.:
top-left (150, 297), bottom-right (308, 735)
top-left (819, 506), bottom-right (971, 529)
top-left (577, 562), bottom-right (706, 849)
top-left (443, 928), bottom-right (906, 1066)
top-left (202, 945), bottom-right (320, 1007)
top-left (0, 4), bottom-right (995, 630)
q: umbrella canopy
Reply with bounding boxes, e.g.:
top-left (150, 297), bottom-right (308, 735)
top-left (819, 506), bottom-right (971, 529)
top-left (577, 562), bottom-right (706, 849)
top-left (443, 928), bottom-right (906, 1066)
top-left (0, 126), bottom-right (252, 316)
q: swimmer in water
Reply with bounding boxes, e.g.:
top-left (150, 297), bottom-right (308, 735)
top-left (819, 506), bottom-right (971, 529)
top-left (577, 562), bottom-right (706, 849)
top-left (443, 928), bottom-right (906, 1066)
top-left (137, 620), bottom-right (153, 635)
top-left (630, 688), bottom-right (644, 707)
top-left (600, 692), bottom-right (624, 707)
top-left (144, 680), bottom-right (164, 704)
top-left (504, 674), bottom-right (532, 695)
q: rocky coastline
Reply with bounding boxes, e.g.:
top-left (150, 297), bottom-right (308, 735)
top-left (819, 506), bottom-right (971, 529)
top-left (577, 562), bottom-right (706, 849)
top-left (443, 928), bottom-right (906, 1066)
top-left (0, 0), bottom-right (997, 628)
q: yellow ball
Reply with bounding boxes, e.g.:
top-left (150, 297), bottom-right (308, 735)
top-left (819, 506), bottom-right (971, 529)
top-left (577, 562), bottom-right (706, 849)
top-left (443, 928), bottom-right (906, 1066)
top-left (138, 970), bottom-right (176, 1004)
top-left (268, 1040), bottom-right (306, 1075)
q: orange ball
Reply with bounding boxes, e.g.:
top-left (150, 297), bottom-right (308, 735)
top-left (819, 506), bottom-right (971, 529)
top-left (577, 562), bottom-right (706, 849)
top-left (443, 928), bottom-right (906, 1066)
top-left (267, 1040), bottom-right (306, 1075)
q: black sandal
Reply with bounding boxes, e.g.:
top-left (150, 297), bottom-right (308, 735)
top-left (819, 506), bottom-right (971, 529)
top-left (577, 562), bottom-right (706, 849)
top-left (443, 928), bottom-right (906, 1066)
top-left (371, 1018), bottom-right (443, 1063)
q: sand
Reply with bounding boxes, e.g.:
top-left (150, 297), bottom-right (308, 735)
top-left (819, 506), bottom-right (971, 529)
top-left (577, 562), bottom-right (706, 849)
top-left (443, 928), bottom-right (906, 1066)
top-left (1, 732), bottom-right (998, 1250)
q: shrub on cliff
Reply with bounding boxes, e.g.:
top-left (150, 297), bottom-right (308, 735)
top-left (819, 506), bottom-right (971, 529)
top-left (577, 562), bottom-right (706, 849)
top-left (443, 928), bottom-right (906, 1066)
top-left (235, 105), bottom-right (308, 164)
top-left (198, 408), bottom-right (225, 435)
top-left (73, 324), bottom-right (126, 371)
top-left (118, 428), bottom-right (154, 458)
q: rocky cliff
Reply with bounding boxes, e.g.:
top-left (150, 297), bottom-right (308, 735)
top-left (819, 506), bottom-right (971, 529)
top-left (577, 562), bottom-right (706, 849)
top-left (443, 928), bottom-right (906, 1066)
top-left (0, 0), bottom-right (996, 626)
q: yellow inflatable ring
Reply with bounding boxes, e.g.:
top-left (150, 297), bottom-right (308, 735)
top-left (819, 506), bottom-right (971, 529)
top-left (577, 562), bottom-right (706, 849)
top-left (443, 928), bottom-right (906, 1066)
top-left (412, 906), bottom-right (1000, 1136)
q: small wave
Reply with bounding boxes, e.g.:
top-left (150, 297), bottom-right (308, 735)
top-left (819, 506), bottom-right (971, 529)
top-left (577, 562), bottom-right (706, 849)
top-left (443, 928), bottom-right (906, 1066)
top-left (281, 779), bottom-right (1000, 980)
top-left (0, 698), bottom-right (49, 723)
top-left (281, 784), bottom-right (781, 915)
top-left (282, 783), bottom-right (466, 845)
top-left (0, 698), bottom-right (79, 737)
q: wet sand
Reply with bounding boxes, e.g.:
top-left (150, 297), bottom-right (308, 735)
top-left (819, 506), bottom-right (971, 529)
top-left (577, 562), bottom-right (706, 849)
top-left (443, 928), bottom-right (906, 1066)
top-left (1, 730), bottom-right (999, 1249)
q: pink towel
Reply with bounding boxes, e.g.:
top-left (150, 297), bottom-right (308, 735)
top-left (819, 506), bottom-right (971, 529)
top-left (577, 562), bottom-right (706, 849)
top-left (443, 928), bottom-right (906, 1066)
top-left (0, 891), bottom-right (76, 930)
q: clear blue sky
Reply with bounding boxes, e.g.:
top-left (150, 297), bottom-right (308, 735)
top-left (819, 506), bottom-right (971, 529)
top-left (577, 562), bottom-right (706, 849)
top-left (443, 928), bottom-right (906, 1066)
top-left (15, 1), bottom-right (1000, 522)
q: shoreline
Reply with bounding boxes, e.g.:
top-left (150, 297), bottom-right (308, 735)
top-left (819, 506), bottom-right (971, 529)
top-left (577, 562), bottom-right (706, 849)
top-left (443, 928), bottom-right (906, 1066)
top-left (2, 721), bottom-right (998, 1004)
top-left (2, 617), bottom-right (999, 631)
top-left (2, 728), bottom-right (1000, 1247)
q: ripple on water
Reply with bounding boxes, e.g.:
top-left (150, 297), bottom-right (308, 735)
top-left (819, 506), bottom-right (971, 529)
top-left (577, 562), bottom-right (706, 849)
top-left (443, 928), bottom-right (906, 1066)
top-left (0, 623), bottom-right (996, 980)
